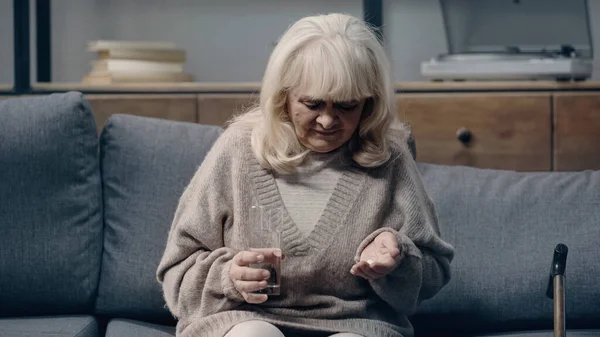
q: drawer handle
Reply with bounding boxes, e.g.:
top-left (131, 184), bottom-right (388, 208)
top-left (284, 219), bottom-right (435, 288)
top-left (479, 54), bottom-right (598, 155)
top-left (456, 127), bottom-right (472, 144)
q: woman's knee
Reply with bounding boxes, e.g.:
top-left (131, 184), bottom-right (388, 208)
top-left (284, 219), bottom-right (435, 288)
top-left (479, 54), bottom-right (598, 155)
top-left (224, 320), bottom-right (285, 337)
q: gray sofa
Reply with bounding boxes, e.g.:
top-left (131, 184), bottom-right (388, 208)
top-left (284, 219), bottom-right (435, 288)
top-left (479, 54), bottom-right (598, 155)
top-left (0, 92), bottom-right (598, 337)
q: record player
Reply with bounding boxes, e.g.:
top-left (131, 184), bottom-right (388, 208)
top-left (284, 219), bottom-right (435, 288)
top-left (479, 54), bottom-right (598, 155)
top-left (421, 0), bottom-right (593, 81)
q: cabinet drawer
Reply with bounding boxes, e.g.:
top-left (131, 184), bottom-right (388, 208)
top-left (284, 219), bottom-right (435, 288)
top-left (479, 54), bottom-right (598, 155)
top-left (85, 94), bottom-right (197, 132)
top-left (397, 93), bottom-right (552, 171)
top-left (554, 93), bottom-right (600, 171)
top-left (197, 94), bottom-right (259, 126)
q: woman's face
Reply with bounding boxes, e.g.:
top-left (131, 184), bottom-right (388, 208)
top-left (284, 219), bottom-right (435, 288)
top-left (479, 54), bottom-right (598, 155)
top-left (286, 91), bottom-right (366, 153)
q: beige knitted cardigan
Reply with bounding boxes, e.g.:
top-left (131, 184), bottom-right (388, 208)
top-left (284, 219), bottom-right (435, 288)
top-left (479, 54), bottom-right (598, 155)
top-left (156, 126), bottom-right (455, 337)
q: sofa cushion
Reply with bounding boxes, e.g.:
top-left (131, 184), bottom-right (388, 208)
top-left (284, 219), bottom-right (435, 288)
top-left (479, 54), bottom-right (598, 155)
top-left (105, 319), bottom-right (175, 337)
top-left (473, 330), bottom-right (600, 337)
top-left (412, 163), bottom-right (600, 335)
top-left (0, 315), bottom-right (99, 337)
top-left (0, 93), bottom-right (103, 317)
top-left (95, 114), bottom-right (222, 323)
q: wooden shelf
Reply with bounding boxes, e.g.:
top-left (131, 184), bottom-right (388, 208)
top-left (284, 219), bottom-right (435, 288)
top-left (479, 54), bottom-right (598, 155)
top-left (0, 84), bottom-right (13, 92)
top-left (28, 80), bottom-right (600, 94)
top-left (32, 82), bottom-right (261, 93)
top-left (395, 80), bottom-right (600, 92)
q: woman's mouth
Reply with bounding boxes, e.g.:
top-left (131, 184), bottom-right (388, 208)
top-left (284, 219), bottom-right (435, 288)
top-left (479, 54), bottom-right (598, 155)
top-left (313, 130), bottom-right (338, 137)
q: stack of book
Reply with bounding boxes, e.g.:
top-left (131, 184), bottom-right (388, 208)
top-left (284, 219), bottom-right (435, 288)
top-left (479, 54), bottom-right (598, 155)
top-left (83, 40), bottom-right (194, 84)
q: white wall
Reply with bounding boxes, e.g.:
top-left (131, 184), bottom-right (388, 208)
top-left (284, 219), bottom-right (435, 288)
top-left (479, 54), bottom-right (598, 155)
top-left (49, 0), bottom-right (363, 83)
top-left (383, 0), bottom-right (447, 83)
top-left (0, 0), bottom-right (13, 84)
top-left (587, 0), bottom-right (600, 76)
top-left (2, 0), bottom-right (600, 84)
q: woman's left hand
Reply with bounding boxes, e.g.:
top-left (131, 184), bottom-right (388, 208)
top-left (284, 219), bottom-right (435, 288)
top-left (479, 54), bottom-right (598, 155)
top-left (351, 231), bottom-right (401, 280)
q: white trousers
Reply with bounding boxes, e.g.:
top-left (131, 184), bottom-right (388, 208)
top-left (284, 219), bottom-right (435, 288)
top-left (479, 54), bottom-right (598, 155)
top-left (224, 320), bottom-right (364, 337)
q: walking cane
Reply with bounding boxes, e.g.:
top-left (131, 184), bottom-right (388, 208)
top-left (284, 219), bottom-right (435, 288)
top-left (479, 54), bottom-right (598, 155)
top-left (546, 244), bottom-right (568, 337)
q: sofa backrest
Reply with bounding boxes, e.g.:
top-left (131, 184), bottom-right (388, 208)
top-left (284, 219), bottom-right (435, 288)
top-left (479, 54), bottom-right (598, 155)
top-left (413, 163), bottom-right (600, 335)
top-left (0, 92), bottom-right (103, 317)
top-left (95, 114), bottom-right (222, 324)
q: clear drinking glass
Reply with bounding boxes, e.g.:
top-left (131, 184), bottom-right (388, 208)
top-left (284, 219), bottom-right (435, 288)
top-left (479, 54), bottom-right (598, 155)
top-left (248, 205), bottom-right (282, 296)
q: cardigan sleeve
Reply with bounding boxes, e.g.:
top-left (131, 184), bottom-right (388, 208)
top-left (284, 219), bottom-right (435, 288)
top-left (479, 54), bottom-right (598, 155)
top-left (355, 146), bottom-right (455, 315)
top-left (156, 130), bottom-right (245, 322)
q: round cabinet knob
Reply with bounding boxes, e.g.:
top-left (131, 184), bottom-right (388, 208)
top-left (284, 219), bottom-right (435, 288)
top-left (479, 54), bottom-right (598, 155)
top-left (456, 127), bottom-right (472, 144)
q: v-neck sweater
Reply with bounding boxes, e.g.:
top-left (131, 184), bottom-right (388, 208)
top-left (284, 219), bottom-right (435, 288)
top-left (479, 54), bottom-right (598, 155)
top-left (156, 125), bottom-right (455, 337)
top-left (274, 150), bottom-right (345, 236)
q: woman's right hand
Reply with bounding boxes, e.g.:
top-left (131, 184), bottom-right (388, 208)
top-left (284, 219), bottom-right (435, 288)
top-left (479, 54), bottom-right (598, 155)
top-left (230, 250), bottom-right (278, 303)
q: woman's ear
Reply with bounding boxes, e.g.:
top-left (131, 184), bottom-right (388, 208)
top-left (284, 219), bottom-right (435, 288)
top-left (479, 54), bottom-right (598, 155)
top-left (280, 105), bottom-right (289, 121)
top-left (278, 91), bottom-right (291, 121)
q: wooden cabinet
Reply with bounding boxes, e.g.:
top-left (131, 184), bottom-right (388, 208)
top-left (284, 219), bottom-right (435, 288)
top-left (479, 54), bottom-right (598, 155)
top-left (12, 81), bottom-right (599, 172)
top-left (85, 94), bottom-right (197, 132)
top-left (197, 94), bottom-right (258, 126)
top-left (82, 93), bottom-right (258, 132)
top-left (397, 93), bottom-right (552, 171)
top-left (553, 93), bottom-right (600, 171)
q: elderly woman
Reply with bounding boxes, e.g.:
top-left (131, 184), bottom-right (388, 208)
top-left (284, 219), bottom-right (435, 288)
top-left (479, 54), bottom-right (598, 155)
top-left (157, 13), bottom-right (454, 337)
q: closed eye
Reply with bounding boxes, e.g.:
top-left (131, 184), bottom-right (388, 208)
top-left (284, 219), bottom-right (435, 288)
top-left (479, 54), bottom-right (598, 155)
top-left (334, 101), bottom-right (359, 111)
top-left (299, 99), bottom-right (360, 111)
top-left (302, 100), bottom-right (325, 110)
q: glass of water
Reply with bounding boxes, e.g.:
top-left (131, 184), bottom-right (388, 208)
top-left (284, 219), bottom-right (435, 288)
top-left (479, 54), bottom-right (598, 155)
top-left (248, 205), bottom-right (282, 296)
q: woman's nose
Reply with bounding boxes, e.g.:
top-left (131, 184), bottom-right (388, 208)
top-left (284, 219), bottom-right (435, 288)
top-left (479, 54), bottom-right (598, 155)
top-left (317, 105), bottom-right (337, 129)
top-left (317, 112), bottom-right (336, 129)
